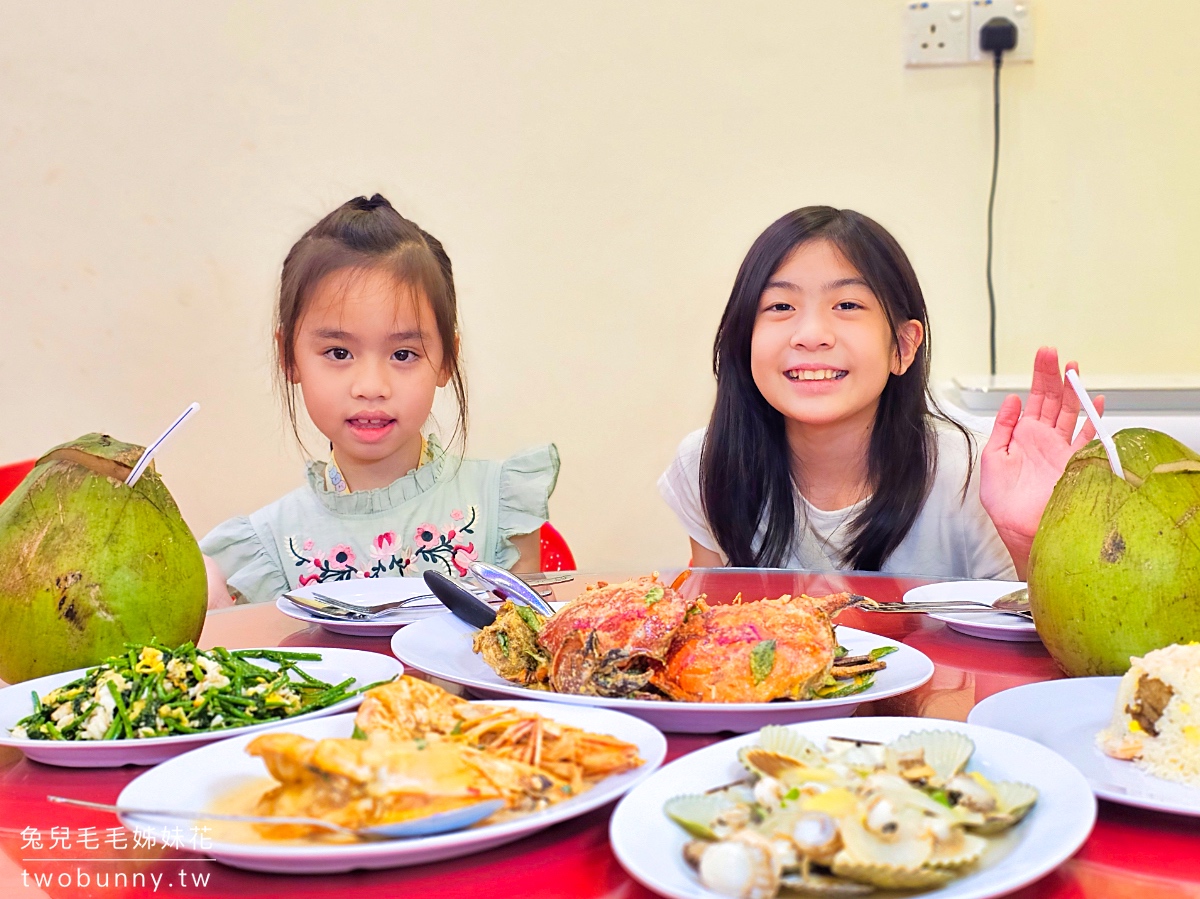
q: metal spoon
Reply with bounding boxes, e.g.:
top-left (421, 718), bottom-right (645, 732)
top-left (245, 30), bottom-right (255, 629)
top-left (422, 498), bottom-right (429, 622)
top-left (48, 795), bottom-right (504, 840)
top-left (469, 561), bottom-right (556, 616)
top-left (992, 587), bottom-right (1031, 614)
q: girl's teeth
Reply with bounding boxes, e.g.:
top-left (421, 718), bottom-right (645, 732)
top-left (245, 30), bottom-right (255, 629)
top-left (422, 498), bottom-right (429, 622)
top-left (787, 369), bottom-right (844, 381)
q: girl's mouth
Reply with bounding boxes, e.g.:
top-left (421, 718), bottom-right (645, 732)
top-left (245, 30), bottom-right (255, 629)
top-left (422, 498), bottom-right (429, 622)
top-left (785, 369), bottom-right (848, 382)
top-left (346, 417), bottom-right (397, 441)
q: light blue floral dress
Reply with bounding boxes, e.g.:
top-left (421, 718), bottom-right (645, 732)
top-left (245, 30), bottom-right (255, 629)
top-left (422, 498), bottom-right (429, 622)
top-left (201, 437), bottom-right (559, 605)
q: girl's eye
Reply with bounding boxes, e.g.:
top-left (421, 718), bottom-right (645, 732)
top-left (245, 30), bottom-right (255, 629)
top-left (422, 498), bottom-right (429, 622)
top-left (393, 349), bottom-right (417, 362)
top-left (763, 301), bottom-right (793, 314)
top-left (325, 347), bottom-right (351, 361)
top-left (835, 300), bottom-right (864, 311)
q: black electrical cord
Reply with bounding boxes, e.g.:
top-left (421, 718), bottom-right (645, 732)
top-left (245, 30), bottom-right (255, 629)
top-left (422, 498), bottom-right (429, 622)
top-left (986, 51), bottom-right (1002, 377)
top-left (979, 16), bottom-right (1016, 376)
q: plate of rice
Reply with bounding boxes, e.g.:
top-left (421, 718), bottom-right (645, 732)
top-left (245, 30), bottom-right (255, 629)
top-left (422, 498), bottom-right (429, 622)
top-left (968, 644), bottom-right (1200, 816)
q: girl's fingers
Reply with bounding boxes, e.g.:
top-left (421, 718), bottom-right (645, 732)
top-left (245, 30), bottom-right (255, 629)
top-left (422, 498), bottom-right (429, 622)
top-left (1036, 349), bottom-right (1065, 425)
top-left (1055, 361), bottom-right (1084, 438)
top-left (986, 394), bottom-right (1023, 455)
top-left (1024, 346), bottom-right (1059, 422)
top-left (1071, 394), bottom-right (1105, 451)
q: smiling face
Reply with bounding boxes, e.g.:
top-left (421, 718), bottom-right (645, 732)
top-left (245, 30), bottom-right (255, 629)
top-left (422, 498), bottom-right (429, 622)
top-left (749, 239), bottom-right (923, 440)
top-left (289, 265), bottom-right (449, 491)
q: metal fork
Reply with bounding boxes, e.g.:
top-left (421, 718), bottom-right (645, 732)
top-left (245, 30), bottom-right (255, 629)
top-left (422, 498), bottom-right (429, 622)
top-left (853, 596), bottom-right (1033, 620)
top-left (296, 573), bottom-right (569, 617)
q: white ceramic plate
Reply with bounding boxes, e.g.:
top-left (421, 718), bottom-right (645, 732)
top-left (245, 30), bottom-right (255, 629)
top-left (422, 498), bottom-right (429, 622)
top-left (0, 648), bottom-right (403, 767)
top-left (968, 677), bottom-right (1200, 816)
top-left (391, 614), bottom-right (934, 733)
top-left (277, 578), bottom-right (464, 636)
top-left (610, 716), bottom-right (1096, 899)
top-left (904, 580), bottom-right (1039, 642)
top-left (118, 703), bottom-right (667, 874)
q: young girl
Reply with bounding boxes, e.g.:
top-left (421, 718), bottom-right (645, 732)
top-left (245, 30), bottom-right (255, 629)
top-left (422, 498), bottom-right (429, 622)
top-left (203, 195), bottom-right (559, 606)
top-left (659, 206), bottom-right (1096, 579)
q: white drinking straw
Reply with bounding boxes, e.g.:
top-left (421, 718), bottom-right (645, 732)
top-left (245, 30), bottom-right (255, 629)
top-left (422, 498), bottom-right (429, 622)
top-left (125, 402), bottom-right (200, 487)
top-left (1065, 370), bottom-right (1123, 480)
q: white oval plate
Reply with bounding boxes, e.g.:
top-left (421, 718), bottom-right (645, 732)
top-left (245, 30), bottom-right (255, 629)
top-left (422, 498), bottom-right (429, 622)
top-left (0, 648), bottom-right (402, 767)
top-left (118, 703), bottom-right (666, 874)
top-left (391, 614), bottom-right (934, 733)
top-left (904, 580), bottom-right (1039, 642)
top-left (277, 577), bottom-right (462, 637)
top-left (968, 677), bottom-right (1200, 816)
top-left (610, 716), bottom-right (1096, 899)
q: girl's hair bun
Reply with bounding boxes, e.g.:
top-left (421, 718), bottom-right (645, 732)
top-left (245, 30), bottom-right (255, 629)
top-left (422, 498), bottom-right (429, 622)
top-left (350, 194), bottom-right (394, 213)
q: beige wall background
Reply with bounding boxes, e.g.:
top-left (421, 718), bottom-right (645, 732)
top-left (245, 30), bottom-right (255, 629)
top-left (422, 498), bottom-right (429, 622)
top-left (2, 1), bottom-right (1198, 571)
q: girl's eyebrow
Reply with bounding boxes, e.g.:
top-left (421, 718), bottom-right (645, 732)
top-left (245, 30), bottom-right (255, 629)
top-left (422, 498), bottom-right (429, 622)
top-left (763, 277), bottom-right (870, 292)
top-left (311, 327), bottom-right (426, 341)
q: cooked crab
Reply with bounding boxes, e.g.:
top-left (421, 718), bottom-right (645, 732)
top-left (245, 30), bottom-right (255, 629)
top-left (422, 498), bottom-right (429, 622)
top-left (534, 575), bottom-right (693, 696)
top-left (651, 593), bottom-right (859, 703)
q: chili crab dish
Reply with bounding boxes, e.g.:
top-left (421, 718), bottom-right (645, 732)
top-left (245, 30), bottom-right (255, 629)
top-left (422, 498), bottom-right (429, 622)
top-left (472, 574), bottom-right (895, 703)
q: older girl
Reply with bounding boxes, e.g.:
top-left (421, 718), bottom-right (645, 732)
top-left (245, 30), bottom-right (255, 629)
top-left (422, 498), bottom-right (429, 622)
top-left (659, 206), bottom-right (1096, 578)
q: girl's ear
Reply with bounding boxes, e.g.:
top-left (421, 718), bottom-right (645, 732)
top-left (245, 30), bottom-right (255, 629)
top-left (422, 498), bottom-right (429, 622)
top-left (891, 319), bottom-right (925, 376)
top-left (276, 329), bottom-right (300, 384)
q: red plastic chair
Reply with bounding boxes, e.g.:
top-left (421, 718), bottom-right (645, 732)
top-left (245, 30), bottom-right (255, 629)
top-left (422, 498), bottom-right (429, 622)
top-left (539, 522), bottom-right (576, 572)
top-left (0, 459), bottom-right (36, 504)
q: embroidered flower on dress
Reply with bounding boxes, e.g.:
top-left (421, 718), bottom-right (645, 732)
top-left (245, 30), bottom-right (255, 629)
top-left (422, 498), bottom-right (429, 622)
top-left (414, 524), bottom-right (440, 549)
top-left (370, 532), bottom-right (398, 561)
top-left (286, 506), bottom-right (480, 586)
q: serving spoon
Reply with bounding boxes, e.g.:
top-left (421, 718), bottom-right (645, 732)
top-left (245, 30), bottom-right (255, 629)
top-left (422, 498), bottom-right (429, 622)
top-left (48, 795), bottom-right (505, 840)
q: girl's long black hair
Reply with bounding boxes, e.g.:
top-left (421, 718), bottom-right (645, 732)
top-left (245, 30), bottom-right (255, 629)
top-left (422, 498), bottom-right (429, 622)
top-left (700, 206), bottom-right (969, 571)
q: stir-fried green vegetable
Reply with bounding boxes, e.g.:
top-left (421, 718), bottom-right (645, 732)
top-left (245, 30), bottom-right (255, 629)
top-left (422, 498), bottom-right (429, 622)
top-left (11, 643), bottom-right (385, 741)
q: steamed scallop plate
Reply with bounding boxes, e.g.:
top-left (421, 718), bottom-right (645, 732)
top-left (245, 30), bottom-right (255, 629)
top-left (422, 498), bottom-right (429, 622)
top-left (244, 676), bottom-right (644, 839)
top-left (472, 574), bottom-right (895, 703)
top-left (665, 727), bottom-right (1037, 897)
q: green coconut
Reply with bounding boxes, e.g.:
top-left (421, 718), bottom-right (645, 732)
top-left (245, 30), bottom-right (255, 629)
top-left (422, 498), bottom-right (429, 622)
top-left (0, 433), bottom-right (206, 683)
top-left (1028, 427), bottom-right (1200, 677)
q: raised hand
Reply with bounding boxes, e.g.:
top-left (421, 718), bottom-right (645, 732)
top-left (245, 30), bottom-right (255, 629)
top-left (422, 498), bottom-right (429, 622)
top-left (979, 346), bottom-right (1104, 577)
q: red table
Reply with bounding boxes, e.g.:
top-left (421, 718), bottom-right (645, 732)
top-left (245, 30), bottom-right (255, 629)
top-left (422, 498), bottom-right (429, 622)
top-left (2, 569), bottom-right (1198, 898)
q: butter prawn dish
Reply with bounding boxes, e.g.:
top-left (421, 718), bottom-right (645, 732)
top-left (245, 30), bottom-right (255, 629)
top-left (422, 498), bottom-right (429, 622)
top-left (394, 574), bottom-right (935, 733)
top-left (115, 678), bottom-right (667, 873)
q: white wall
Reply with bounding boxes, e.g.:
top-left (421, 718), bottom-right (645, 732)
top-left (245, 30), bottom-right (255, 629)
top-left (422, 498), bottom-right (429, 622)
top-left (3, 1), bottom-right (1198, 569)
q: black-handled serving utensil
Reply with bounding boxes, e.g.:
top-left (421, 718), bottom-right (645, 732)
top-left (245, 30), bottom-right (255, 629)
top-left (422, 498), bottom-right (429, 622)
top-left (423, 570), bottom-right (498, 629)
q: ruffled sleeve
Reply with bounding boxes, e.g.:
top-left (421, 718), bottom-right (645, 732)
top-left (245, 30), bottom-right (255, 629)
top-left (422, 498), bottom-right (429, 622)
top-left (493, 443), bottom-right (561, 566)
top-left (199, 515), bottom-right (290, 606)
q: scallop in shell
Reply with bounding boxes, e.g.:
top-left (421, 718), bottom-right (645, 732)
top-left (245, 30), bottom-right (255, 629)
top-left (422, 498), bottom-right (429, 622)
top-left (838, 811), bottom-right (933, 869)
top-left (831, 852), bottom-right (954, 890)
top-left (926, 832), bottom-right (988, 869)
top-left (698, 831), bottom-right (781, 899)
top-left (665, 793), bottom-right (743, 840)
top-left (970, 780), bottom-right (1038, 834)
top-left (887, 730), bottom-right (975, 786)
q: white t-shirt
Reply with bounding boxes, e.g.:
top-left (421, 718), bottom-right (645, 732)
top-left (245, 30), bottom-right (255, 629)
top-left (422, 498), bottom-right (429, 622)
top-left (657, 425), bottom-right (1017, 580)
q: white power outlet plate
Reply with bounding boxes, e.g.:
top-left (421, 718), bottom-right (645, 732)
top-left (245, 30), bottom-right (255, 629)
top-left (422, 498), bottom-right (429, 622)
top-left (905, 1), bottom-right (970, 67)
top-left (969, 0), bottom-right (1034, 63)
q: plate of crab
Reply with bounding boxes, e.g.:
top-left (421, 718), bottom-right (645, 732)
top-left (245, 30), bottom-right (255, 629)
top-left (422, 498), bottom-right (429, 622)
top-left (609, 717), bottom-right (1096, 899)
top-left (114, 676), bottom-right (666, 873)
top-left (390, 574), bottom-right (935, 733)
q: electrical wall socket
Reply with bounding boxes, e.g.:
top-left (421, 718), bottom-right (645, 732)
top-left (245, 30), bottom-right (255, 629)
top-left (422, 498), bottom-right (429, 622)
top-left (905, 1), bottom-right (970, 67)
top-left (969, 0), bottom-right (1034, 63)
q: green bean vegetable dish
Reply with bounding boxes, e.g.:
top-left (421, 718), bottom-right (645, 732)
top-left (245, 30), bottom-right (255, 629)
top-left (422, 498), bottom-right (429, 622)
top-left (11, 643), bottom-right (375, 741)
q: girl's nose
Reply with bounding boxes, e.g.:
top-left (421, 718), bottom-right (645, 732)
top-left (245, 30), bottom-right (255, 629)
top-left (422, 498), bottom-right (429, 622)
top-left (351, 359), bottom-right (392, 399)
top-left (789, 309), bottom-right (835, 350)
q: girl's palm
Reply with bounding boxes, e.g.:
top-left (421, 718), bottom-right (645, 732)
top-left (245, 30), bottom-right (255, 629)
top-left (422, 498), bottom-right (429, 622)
top-left (979, 347), bottom-right (1103, 561)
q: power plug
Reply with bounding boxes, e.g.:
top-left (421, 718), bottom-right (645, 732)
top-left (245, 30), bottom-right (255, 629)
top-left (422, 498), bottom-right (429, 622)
top-left (968, 0), bottom-right (1033, 63)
